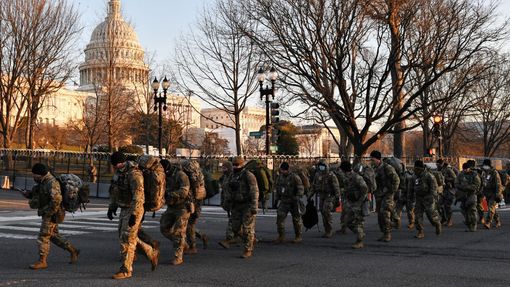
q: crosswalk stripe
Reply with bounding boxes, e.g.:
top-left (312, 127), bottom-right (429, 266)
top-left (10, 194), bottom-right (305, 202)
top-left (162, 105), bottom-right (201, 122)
top-left (22, 222), bottom-right (117, 232)
top-left (82, 217), bottom-right (160, 225)
top-left (0, 233), bottom-right (37, 240)
top-left (0, 225), bottom-right (87, 235)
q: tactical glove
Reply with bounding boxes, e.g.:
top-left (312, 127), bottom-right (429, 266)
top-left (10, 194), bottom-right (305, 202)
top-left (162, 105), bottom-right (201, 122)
top-left (107, 207), bottom-right (117, 220)
top-left (128, 214), bottom-right (137, 227)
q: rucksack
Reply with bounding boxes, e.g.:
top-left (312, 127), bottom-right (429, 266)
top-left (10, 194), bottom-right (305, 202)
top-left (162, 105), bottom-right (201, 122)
top-left (302, 198), bottom-right (319, 230)
top-left (384, 157), bottom-right (405, 190)
top-left (203, 168), bottom-right (220, 199)
top-left (498, 170), bottom-right (509, 187)
top-left (296, 168), bottom-right (311, 193)
top-left (244, 159), bottom-right (273, 202)
top-left (57, 174), bottom-right (89, 213)
top-left (182, 160), bottom-right (206, 201)
top-left (354, 163), bottom-right (377, 194)
top-left (431, 170), bottom-right (445, 187)
top-left (137, 155), bottom-right (166, 212)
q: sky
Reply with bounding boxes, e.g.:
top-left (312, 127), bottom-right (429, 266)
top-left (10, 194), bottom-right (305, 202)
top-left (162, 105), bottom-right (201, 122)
top-left (73, 0), bottom-right (207, 64)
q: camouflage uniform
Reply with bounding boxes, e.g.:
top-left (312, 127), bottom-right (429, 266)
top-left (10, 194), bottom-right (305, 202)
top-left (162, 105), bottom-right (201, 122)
top-left (439, 165), bottom-right (457, 226)
top-left (334, 169), bottom-right (348, 233)
top-left (227, 166), bottom-right (259, 257)
top-left (341, 171), bottom-right (368, 247)
top-left (274, 171), bottom-right (304, 242)
top-left (473, 168), bottom-right (485, 223)
top-left (160, 166), bottom-right (191, 264)
top-left (28, 173), bottom-right (78, 269)
top-left (110, 161), bottom-right (157, 274)
top-left (392, 171), bottom-right (415, 229)
top-left (410, 169), bottom-right (442, 237)
top-left (220, 166), bottom-right (236, 242)
top-left (482, 168), bottom-right (502, 228)
top-left (374, 162), bottom-right (400, 240)
top-left (311, 162), bottom-right (341, 238)
top-left (455, 170), bottom-right (481, 231)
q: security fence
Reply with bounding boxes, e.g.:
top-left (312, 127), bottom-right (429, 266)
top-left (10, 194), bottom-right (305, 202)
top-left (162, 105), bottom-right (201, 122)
top-left (0, 148), bottom-right (505, 205)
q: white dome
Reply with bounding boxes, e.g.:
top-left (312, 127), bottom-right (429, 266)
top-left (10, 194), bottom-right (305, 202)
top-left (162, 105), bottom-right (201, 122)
top-left (79, 0), bottom-right (148, 89)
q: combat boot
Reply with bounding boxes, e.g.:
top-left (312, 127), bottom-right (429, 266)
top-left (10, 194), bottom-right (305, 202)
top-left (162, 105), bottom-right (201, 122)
top-left (495, 220), bottom-right (501, 229)
top-left (483, 222), bottom-right (491, 229)
top-left (67, 245), bottom-right (80, 264)
top-left (150, 241), bottom-right (160, 271)
top-left (447, 218), bottom-right (453, 227)
top-left (172, 257), bottom-right (183, 266)
top-left (218, 239), bottom-right (231, 249)
top-left (29, 255), bottom-right (48, 270)
top-left (112, 270), bottom-right (132, 279)
top-left (351, 240), bottom-right (364, 249)
top-left (377, 233), bottom-right (391, 242)
top-left (273, 233), bottom-right (285, 244)
top-left (240, 250), bottom-right (252, 259)
top-left (435, 222), bottom-right (442, 235)
top-left (407, 223), bottom-right (415, 229)
top-left (321, 230), bottom-right (333, 238)
top-left (393, 219), bottom-right (401, 230)
top-left (293, 234), bottom-right (303, 244)
top-left (336, 226), bottom-right (347, 234)
top-left (201, 234), bottom-right (209, 249)
top-left (415, 230), bottom-right (425, 239)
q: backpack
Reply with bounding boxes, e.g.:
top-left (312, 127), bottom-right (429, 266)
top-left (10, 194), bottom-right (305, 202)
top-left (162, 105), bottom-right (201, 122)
top-left (182, 160), bottom-right (206, 201)
top-left (302, 198), bottom-right (319, 230)
top-left (383, 157), bottom-right (406, 190)
top-left (498, 170), bottom-right (509, 187)
top-left (354, 163), bottom-right (377, 194)
top-left (431, 170), bottom-right (445, 187)
top-left (203, 168), bottom-right (220, 199)
top-left (296, 168), bottom-right (311, 193)
top-left (137, 155), bottom-right (166, 212)
top-left (57, 174), bottom-right (89, 213)
top-left (244, 159), bottom-right (273, 202)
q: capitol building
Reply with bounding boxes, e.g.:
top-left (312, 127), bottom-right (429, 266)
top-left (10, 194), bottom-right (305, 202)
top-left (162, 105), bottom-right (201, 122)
top-left (37, 0), bottom-right (201, 132)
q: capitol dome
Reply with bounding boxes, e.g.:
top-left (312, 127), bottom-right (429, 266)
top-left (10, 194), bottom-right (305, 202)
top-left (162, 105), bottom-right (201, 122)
top-left (78, 0), bottom-right (148, 91)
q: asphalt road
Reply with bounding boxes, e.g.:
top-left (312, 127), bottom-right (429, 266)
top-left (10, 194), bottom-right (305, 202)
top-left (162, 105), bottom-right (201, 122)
top-left (1, 190), bottom-right (510, 287)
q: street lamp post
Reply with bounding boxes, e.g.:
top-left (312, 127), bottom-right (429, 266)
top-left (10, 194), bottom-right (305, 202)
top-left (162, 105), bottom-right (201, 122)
top-left (257, 67), bottom-right (278, 155)
top-left (152, 76), bottom-right (170, 156)
top-left (432, 115), bottom-right (444, 158)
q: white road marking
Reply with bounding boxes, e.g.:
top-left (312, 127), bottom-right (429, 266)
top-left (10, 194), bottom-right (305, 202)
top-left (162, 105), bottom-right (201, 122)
top-left (0, 233), bottom-right (37, 240)
top-left (0, 225), bottom-right (87, 235)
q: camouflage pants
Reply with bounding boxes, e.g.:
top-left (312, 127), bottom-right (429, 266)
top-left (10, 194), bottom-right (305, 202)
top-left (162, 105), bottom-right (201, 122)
top-left (392, 190), bottom-right (415, 226)
top-left (344, 204), bottom-right (365, 242)
top-left (485, 198), bottom-right (500, 226)
top-left (276, 200), bottom-right (302, 237)
top-left (476, 193), bottom-right (485, 222)
top-left (376, 193), bottom-right (395, 234)
top-left (187, 201), bottom-right (202, 248)
top-left (118, 207), bottom-right (156, 273)
top-left (38, 215), bottom-right (74, 257)
top-left (231, 204), bottom-right (256, 252)
top-left (460, 194), bottom-right (477, 230)
top-left (414, 195), bottom-right (441, 232)
top-left (439, 190), bottom-right (455, 224)
top-left (160, 207), bottom-right (190, 260)
top-left (319, 196), bottom-right (334, 233)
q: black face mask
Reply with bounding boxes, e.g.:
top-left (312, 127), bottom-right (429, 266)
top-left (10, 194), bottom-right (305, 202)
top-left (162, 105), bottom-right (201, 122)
top-left (233, 167), bottom-right (242, 173)
top-left (34, 178), bottom-right (42, 183)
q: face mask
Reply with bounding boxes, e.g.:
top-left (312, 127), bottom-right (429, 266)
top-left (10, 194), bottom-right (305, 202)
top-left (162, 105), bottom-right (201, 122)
top-left (483, 165), bottom-right (490, 170)
top-left (319, 165), bottom-right (326, 171)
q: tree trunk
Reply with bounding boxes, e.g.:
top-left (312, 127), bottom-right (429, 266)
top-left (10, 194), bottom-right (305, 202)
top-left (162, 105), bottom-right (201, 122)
top-left (234, 112), bottom-right (242, 156)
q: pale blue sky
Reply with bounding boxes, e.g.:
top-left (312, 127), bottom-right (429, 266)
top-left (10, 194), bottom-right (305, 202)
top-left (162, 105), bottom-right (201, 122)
top-left (73, 0), bottom-right (207, 63)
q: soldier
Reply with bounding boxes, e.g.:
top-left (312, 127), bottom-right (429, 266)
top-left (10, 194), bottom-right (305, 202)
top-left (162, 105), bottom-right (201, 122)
top-left (225, 156), bottom-right (259, 258)
top-left (108, 152), bottom-right (159, 279)
top-left (481, 159), bottom-right (503, 229)
top-left (455, 162), bottom-right (481, 232)
top-left (183, 160), bottom-right (208, 255)
top-left (392, 169), bottom-right (415, 230)
top-left (159, 159), bottom-right (192, 265)
top-left (410, 160), bottom-right (442, 239)
top-left (219, 161), bottom-right (241, 249)
top-left (274, 162), bottom-right (305, 244)
top-left (503, 162), bottom-right (510, 205)
top-left (339, 161), bottom-right (368, 249)
top-left (309, 159), bottom-right (341, 238)
top-left (334, 168), bottom-right (348, 234)
top-left (436, 159), bottom-right (457, 227)
top-left (370, 151), bottom-right (400, 242)
top-left (467, 160), bottom-right (485, 224)
top-left (24, 163), bottom-right (79, 270)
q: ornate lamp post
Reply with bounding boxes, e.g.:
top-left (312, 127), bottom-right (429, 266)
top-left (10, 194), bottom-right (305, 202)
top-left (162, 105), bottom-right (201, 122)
top-left (257, 67), bottom-right (278, 155)
top-left (151, 76), bottom-right (170, 156)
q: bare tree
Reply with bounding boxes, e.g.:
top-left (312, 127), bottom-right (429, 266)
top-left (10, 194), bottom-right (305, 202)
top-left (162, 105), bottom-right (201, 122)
top-left (174, 0), bottom-right (261, 155)
top-left (68, 92), bottom-right (105, 152)
top-left (239, 0), bottom-right (508, 157)
top-left (471, 53), bottom-right (510, 157)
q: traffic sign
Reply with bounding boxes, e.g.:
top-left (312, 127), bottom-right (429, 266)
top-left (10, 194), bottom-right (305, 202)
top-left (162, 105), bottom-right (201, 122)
top-left (249, 131), bottom-right (263, 138)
